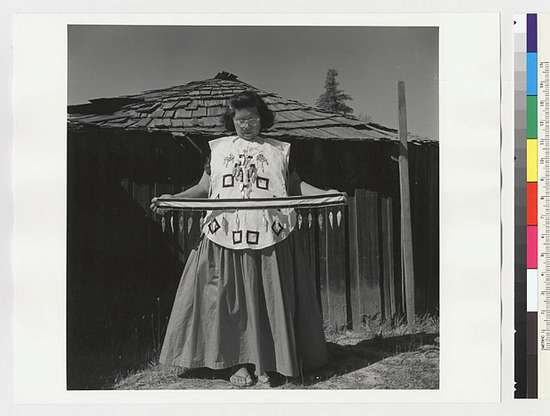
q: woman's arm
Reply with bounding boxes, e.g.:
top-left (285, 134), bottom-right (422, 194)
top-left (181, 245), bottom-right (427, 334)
top-left (150, 171), bottom-right (210, 213)
top-left (172, 171), bottom-right (210, 198)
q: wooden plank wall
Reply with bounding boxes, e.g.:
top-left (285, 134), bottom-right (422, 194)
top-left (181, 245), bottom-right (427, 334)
top-left (381, 196), bottom-right (397, 322)
top-left (348, 190), bottom-right (383, 327)
top-left (409, 144), bottom-right (440, 315)
top-left (324, 206), bottom-right (347, 329)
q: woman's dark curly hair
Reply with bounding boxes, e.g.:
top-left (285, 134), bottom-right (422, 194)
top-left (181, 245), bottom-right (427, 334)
top-left (221, 90), bottom-right (275, 132)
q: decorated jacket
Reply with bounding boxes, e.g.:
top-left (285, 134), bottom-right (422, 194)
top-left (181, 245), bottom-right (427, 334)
top-left (203, 135), bottom-right (297, 249)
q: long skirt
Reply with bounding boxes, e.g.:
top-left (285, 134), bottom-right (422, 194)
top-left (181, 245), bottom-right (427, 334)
top-left (159, 232), bottom-right (327, 377)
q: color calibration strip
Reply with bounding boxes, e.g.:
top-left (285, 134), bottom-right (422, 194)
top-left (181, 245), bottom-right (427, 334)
top-left (527, 13), bottom-right (538, 399)
top-left (537, 13), bottom-right (550, 399)
top-left (514, 13), bottom-right (528, 399)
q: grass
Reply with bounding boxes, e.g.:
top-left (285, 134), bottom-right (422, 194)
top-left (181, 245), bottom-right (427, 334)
top-left (110, 312), bottom-right (439, 390)
top-left (324, 312), bottom-right (439, 344)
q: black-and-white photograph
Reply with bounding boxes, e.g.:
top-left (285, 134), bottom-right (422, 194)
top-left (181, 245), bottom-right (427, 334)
top-left (66, 25), bottom-right (439, 390)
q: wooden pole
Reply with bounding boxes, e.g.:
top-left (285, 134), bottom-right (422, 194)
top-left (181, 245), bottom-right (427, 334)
top-left (397, 81), bottom-right (416, 326)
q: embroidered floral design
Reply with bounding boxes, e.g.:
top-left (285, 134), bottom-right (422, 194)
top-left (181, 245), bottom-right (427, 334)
top-left (223, 148), bottom-right (270, 198)
top-left (232, 148), bottom-right (260, 198)
top-left (223, 153), bottom-right (235, 168)
top-left (256, 153), bottom-right (268, 171)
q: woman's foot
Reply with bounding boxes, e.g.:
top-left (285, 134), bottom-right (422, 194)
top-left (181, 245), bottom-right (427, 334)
top-left (229, 367), bottom-right (254, 387)
top-left (257, 372), bottom-right (271, 386)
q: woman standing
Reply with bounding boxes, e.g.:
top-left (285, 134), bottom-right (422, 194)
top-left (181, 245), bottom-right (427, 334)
top-left (152, 91), bottom-right (340, 387)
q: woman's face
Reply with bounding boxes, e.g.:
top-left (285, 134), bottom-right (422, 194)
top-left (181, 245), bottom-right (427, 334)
top-left (233, 106), bottom-right (261, 141)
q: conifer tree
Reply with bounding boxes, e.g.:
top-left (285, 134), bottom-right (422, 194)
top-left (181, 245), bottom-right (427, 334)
top-left (315, 69), bottom-right (353, 115)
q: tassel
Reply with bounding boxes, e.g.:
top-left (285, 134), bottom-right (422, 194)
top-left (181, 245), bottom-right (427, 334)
top-left (222, 212), bottom-right (229, 235)
top-left (179, 215), bottom-right (184, 233)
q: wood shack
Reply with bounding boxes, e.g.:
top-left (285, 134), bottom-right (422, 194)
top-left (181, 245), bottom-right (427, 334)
top-left (67, 71), bottom-right (438, 386)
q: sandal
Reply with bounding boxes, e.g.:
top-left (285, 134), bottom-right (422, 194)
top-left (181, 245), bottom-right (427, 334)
top-left (229, 367), bottom-right (254, 387)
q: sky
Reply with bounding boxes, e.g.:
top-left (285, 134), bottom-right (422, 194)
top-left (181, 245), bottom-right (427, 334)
top-left (68, 25), bottom-right (438, 139)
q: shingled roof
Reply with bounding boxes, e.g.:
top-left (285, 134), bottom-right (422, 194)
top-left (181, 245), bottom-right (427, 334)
top-left (68, 72), bottom-right (436, 145)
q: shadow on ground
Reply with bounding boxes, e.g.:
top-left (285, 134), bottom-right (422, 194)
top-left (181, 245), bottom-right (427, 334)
top-left (151, 332), bottom-right (440, 388)
top-left (301, 332), bottom-right (439, 386)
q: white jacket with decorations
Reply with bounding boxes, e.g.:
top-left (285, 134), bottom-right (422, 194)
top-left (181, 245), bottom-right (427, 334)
top-left (203, 135), bottom-right (297, 250)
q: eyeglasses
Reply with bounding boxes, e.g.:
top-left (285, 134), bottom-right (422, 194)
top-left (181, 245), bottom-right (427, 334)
top-left (234, 118), bottom-right (260, 128)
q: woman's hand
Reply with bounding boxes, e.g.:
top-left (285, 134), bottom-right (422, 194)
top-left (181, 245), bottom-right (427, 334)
top-left (150, 194), bottom-right (173, 215)
top-left (326, 189), bottom-right (348, 204)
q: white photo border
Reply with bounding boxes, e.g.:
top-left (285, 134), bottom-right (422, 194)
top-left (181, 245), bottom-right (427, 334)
top-left (13, 13), bottom-right (501, 404)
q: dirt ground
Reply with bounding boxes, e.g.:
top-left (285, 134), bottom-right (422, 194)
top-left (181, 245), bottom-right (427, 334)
top-left (114, 332), bottom-right (439, 390)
